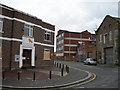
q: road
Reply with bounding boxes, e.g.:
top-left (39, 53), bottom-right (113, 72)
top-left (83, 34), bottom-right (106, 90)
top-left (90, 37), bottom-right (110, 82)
top-left (2, 60), bottom-right (119, 90)
top-left (55, 60), bottom-right (119, 89)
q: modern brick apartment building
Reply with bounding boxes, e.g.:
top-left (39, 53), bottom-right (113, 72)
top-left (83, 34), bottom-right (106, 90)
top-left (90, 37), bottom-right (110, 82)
top-left (56, 30), bottom-right (96, 61)
top-left (96, 15), bottom-right (119, 64)
top-left (0, 4), bottom-right (55, 70)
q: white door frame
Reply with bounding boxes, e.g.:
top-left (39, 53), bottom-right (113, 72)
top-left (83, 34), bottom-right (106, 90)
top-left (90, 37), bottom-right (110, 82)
top-left (19, 44), bottom-right (35, 68)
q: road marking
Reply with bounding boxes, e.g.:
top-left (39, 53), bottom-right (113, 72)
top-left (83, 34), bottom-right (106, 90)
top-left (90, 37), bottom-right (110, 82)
top-left (62, 73), bottom-right (96, 88)
top-left (73, 87), bottom-right (85, 88)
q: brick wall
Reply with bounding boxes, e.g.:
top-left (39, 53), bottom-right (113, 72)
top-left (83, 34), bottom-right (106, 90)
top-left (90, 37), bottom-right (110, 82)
top-left (1, 4), bottom-right (55, 70)
top-left (56, 30), bottom-right (96, 61)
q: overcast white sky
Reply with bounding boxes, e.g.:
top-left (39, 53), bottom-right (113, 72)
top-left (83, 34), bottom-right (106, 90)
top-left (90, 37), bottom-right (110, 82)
top-left (0, 0), bottom-right (119, 52)
top-left (0, 0), bottom-right (119, 34)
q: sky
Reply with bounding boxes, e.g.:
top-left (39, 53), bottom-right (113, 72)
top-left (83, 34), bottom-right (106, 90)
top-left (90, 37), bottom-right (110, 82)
top-left (0, 0), bottom-right (119, 34)
top-left (0, 0), bottom-right (119, 51)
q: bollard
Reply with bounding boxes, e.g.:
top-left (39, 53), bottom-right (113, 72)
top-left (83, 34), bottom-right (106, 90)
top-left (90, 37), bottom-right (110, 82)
top-left (66, 65), bottom-right (68, 72)
top-left (67, 67), bottom-right (69, 73)
top-left (61, 68), bottom-right (64, 76)
top-left (54, 62), bottom-right (56, 66)
top-left (57, 63), bottom-right (59, 67)
top-left (62, 64), bottom-right (64, 69)
top-left (18, 72), bottom-right (20, 80)
top-left (66, 65), bottom-right (69, 73)
top-left (49, 71), bottom-right (52, 79)
top-left (59, 63), bottom-right (61, 68)
top-left (57, 63), bottom-right (58, 67)
top-left (55, 62), bottom-right (57, 67)
top-left (2, 71), bottom-right (5, 80)
top-left (33, 72), bottom-right (36, 81)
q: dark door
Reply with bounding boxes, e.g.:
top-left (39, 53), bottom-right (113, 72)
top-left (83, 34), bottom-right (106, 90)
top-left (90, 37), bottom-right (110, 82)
top-left (78, 55), bottom-right (83, 62)
top-left (87, 52), bottom-right (93, 58)
top-left (23, 49), bottom-right (31, 67)
top-left (104, 47), bottom-right (113, 64)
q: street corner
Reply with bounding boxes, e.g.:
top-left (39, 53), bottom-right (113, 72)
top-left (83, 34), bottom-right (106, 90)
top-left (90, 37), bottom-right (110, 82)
top-left (2, 64), bottom-right (94, 89)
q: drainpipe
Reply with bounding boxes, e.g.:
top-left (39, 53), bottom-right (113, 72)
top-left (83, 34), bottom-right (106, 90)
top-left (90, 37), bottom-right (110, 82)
top-left (9, 11), bottom-right (15, 70)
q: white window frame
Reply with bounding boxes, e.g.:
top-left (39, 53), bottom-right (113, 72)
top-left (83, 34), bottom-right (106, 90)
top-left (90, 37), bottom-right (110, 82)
top-left (44, 31), bottom-right (51, 41)
top-left (61, 40), bottom-right (64, 44)
top-left (61, 46), bottom-right (64, 50)
top-left (104, 35), bottom-right (105, 44)
top-left (58, 41), bottom-right (60, 44)
top-left (104, 34), bottom-right (107, 44)
top-left (62, 33), bottom-right (64, 37)
top-left (23, 24), bottom-right (33, 37)
top-left (0, 18), bottom-right (3, 33)
top-left (60, 34), bottom-right (62, 38)
top-left (114, 30), bottom-right (118, 39)
top-left (99, 35), bottom-right (102, 42)
top-left (109, 31), bottom-right (112, 40)
top-left (44, 48), bottom-right (51, 60)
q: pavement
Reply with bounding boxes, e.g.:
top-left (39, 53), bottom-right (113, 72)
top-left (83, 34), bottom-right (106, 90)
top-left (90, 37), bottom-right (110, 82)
top-left (1, 60), bottom-right (93, 89)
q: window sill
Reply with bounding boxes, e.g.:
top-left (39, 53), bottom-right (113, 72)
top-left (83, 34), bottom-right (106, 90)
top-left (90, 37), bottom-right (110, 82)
top-left (22, 35), bottom-right (33, 38)
top-left (43, 59), bottom-right (51, 61)
top-left (0, 31), bottom-right (4, 33)
top-left (15, 60), bottom-right (19, 62)
top-left (44, 39), bottom-right (52, 42)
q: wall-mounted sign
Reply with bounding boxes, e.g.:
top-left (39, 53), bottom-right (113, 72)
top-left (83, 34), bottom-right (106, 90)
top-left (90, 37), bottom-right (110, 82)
top-left (22, 36), bottom-right (34, 47)
top-left (15, 55), bottom-right (19, 62)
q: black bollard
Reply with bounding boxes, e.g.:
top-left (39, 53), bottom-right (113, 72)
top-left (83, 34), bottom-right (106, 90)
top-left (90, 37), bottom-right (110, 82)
top-left (66, 65), bottom-right (68, 72)
top-left (18, 72), bottom-right (20, 80)
top-left (67, 67), bottom-right (69, 73)
top-left (33, 72), bottom-right (35, 81)
top-left (55, 62), bottom-right (57, 67)
top-left (61, 68), bottom-right (64, 76)
top-left (59, 63), bottom-right (61, 68)
top-left (2, 71), bottom-right (5, 80)
top-left (62, 64), bottom-right (64, 69)
top-left (57, 63), bottom-right (58, 67)
top-left (49, 71), bottom-right (52, 79)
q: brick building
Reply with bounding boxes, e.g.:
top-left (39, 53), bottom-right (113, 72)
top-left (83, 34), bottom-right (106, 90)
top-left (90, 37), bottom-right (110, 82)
top-left (0, 4), bottom-right (55, 70)
top-left (77, 37), bottom-right (96, 62)
top-left (96, 15), bottom-right (119, 64)
top-left (56, 30), bottom-right (96, 61)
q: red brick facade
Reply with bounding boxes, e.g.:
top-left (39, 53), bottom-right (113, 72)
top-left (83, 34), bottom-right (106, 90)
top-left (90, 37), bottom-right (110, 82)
top-left (56, 30), bottom-right (96, 61)
top-left (77, 39), bottom-right (96, 62)
top-left (0, 4), bottom-right (55, 71)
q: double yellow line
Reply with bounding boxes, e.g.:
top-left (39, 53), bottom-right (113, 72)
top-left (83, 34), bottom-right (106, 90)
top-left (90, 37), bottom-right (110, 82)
top-left (62, 73), bottom-right (96, 88)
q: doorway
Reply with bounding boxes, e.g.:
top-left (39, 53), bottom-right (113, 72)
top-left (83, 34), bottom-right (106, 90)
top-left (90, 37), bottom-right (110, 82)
top-left (23, 49), bottom-right (32, 67)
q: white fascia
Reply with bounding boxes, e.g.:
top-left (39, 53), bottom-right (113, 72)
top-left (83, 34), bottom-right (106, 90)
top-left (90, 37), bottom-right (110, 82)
top-left (0, 15), bottom-right (55, 33)
top-left (0, 36), bottom-right (54, 47)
